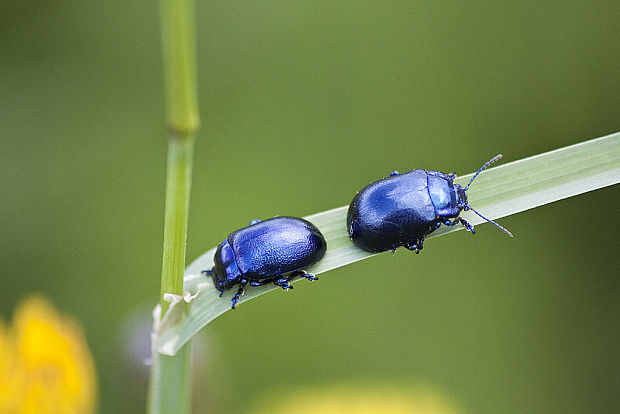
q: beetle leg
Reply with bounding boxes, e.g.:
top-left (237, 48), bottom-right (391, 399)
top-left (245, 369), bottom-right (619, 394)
top-left (231, 279), bottom-right (248, 309)
top-left (201, 268), bottom-right (213, 276)
top-left (416, 237), bottom-right (425, 253)
top-left (273, 277), bottom-right (294, 291)
top-left (405, 238), bottom-right (424, 254)
top-left (239, 278), bottom-right (248, 294)
top-left (443, 217), bottom-right (475, 234)
top-left (293, 270), bottom-right (318, 282)
top-left (455, 217), bottom-right (475, 234)
top-left (443, 219), bottom-right (458, 227)
top-left (460, 218), bottom-right (475, 234)
top-left (389, 170), bottom-right (400, 177)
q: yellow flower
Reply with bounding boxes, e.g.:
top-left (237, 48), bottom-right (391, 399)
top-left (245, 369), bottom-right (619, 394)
top-left (0, 296), bottom-right (97, 414)
top-left (248, 382), bottom-right (464, 414)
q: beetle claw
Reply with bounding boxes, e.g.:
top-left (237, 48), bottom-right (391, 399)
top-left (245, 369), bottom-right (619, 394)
top-left (294, 270), bottom-right (318, 282)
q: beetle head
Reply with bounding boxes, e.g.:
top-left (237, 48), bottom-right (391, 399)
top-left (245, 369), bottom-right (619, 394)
top-left (210, 240), bottom-right (242, 291)
top-left (454, 183), bottom-right (468, 210)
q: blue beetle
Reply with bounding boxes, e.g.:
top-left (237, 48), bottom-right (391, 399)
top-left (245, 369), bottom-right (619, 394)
top-left (347, 155), bottom-right (512, 253)
top-left (203, 216), bottom-right (327, 309)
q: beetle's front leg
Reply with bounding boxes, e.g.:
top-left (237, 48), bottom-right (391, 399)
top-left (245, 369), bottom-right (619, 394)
top-left (454, 217), bottom-right (474, 234)
top-left (459, 218), bottom-right (475, 234)
top-left (444, 217), bottom-right (475, 234)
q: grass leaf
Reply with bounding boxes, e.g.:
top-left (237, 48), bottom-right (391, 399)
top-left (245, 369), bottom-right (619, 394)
top-left (155, 131), bottom-right (620, 356)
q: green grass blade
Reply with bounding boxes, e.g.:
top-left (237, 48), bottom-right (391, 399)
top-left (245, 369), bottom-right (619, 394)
top-left (155, 131), bottom-right (620, 356)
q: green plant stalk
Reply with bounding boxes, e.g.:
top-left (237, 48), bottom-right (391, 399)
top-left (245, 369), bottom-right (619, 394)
top-left (148, 345), bottom-right (193, 414)
top-left (159, 0), bottom-right (199, 135)
top-left (160, 137), bottom-right (195, 314)
top-left (148, 0), bottom-right (199, 412)
top-left (148, 127), bottom-right (196, 414)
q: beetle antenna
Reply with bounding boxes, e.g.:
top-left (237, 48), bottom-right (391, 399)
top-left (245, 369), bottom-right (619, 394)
top-left (467, 206), bottom-right (513, 237)
top-left (464, 154), bottom-right (503, 191)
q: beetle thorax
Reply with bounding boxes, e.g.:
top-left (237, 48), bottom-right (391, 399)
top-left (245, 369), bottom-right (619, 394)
top-left (211, 240), bottom-right (242, 291)
top-left (427, 171), bottom-right (463, 219)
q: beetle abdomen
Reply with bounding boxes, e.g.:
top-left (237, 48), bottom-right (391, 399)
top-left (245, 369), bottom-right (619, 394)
top-left (347, 170), bottom-right (437, 253)
top-left (228, 216), bottom-right (327, 279)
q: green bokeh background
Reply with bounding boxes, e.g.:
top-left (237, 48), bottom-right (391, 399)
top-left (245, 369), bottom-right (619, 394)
top-left (1, 1), bottom-right (619, 413)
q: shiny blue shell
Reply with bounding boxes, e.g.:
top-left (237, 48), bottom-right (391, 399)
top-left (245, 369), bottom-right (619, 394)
top-left (347, 169), bottom-right (468, 253)
top-left (209, 216), bottom-right (327, 292)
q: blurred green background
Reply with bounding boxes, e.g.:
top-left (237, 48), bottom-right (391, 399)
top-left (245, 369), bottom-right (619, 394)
top-left (1, 1), bottom-right (619, 413)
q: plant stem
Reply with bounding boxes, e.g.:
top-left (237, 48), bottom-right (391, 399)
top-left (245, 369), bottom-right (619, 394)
top-left (148, 345), bottom-right (193, 414)
top-left (159, 0), bottom-right (200, 136)
top-left (148, 0), bottom-right (199, 412)
top-left (160, 135), bottom-right (195, 315)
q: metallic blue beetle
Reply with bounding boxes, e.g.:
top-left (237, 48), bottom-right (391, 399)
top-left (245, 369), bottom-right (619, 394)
top-left (203, 216), bottom-right (327, 309)
top-left (347, 155), bottom-right (511, 253)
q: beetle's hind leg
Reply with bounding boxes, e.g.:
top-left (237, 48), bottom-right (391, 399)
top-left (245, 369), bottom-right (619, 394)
top-left (273, 277), bottom-right (294, 291)
top-left (231, 278), bottom-right (248, 309)
top-left (405, 237), bottom-right (424, 254)
top-left (292, 270), bottom-right (318, 282)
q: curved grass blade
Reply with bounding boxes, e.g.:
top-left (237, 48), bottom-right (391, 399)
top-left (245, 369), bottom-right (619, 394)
top-left (155, 131), bottom-right (620, 356)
